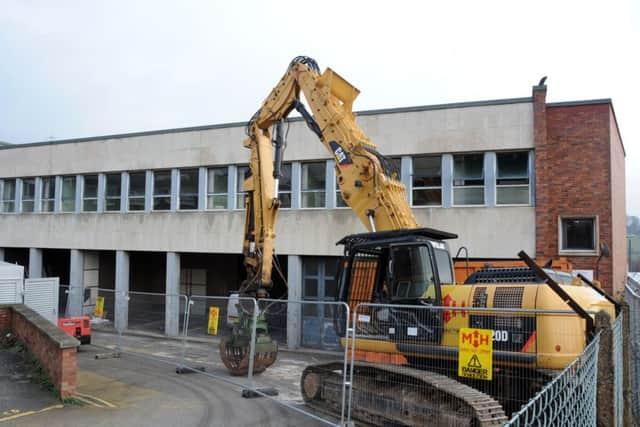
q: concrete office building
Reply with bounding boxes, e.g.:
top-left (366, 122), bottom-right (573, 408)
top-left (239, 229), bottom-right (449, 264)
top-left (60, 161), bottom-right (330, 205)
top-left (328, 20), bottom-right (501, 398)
top-left (0, 82), bottom-right (626, 338)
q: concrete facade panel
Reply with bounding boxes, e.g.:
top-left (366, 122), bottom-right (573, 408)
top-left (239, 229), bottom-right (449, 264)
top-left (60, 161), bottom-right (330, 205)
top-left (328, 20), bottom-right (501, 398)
top-left (0, 103), bottom-right (533, 178)
top-left (0, 207), bottom-right (534, 258)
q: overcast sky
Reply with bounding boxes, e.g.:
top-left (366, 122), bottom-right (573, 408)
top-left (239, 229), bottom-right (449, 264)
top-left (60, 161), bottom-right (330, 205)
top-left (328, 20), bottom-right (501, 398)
top-left (1, 1), bottom-right (638, 215)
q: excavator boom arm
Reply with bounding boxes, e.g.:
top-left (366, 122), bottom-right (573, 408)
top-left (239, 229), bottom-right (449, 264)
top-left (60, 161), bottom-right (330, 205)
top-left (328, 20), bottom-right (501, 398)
top-left (241, 56), bottom-right (418, 293)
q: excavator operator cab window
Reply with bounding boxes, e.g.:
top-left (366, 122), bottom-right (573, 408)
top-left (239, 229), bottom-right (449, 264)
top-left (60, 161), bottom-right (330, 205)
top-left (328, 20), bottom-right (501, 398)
top-left (389, 244), bottom-right (440, 304)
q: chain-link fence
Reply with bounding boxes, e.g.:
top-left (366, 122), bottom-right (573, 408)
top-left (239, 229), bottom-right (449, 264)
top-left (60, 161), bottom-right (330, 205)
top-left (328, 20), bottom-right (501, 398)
top-left (626, 276), bottom-right (640, 423)
top-left (505, 333), bottom-right (600, 426)
top-left (347, 302), bottom-right (593, 426)
top-left (612, 312), bottom-right (624, 427)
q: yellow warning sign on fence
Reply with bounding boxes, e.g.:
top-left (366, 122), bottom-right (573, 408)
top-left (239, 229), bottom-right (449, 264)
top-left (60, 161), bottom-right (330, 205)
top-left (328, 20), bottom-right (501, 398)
top-left (207, 307), bottom-right (220, 335)
top-left (95, 296), bottom-right (105, 318)
top-left (458, 328), bottom-right (493, 381)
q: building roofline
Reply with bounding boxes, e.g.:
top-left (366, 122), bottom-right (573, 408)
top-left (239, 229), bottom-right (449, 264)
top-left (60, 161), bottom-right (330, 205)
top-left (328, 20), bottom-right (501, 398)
top-left (546, 98), bottom-right (612, 108)
top-left (0, 96), bottom-right (533, 151)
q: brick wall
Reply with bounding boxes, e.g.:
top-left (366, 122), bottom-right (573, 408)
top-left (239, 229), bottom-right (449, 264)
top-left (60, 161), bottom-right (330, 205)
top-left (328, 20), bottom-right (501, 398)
top-left (533, 86), bottom-right (622, 295)
top-left (1, 304), bottom-right (79, 399)
top-left (0, 307), bottom-right (10, 331)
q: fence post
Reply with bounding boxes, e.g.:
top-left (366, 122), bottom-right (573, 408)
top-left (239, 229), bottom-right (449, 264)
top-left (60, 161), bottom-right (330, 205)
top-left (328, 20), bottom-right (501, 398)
top-left (619, 300), bottom-right (634, 427)
top-left (595, 311), bottom-right (615, 427)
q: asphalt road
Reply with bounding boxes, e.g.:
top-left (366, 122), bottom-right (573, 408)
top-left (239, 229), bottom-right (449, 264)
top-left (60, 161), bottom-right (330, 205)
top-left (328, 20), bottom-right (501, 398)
top-left (2, 341), bottom-right (335, 427)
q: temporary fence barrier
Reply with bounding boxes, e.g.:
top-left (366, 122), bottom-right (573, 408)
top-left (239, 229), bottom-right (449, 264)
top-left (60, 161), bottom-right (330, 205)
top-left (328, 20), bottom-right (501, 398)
top-left (505, 333), bottom-right (600, 426)
top-left (348, 302), bottom-right (592, 426)
top-left (69, 287), bottom-right (626, 427)
top-left (126, 290), bottom-right (188, 337)
top-left (626, 277), bottom-right (640, 423)
top-left (612, 313), bottom-right (624, 427)
top-left (255, 299), bottom-right (351, 424)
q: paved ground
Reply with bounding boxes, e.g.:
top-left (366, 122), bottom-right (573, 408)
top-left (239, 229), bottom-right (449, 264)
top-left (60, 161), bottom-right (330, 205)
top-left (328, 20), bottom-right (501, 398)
top-left (1, 333), bottom-right (339, 426)
top-left (0, 349), bottom-right (63, 422)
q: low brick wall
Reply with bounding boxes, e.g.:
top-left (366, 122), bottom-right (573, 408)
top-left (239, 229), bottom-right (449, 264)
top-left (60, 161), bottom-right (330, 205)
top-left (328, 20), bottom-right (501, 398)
top-left (0, 304), bottom-right (79, 398)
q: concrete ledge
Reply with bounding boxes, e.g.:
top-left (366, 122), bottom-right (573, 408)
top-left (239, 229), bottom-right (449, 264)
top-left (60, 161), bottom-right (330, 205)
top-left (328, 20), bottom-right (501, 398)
top-left (0, 304), bottom-right (79, 398)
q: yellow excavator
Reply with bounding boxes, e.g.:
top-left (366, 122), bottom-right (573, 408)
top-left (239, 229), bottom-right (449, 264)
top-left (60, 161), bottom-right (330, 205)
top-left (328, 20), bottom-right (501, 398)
top-left (222, 56), bottom-right (618, 426)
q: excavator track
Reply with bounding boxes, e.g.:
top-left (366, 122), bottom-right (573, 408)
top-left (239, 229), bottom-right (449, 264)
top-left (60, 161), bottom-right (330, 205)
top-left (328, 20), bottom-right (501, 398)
top-left (301, 361), bottom-right (508, 427)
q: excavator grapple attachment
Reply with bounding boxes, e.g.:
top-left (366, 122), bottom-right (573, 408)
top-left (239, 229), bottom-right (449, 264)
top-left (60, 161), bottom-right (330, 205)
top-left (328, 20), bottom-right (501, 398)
top-left (220, 335), bottom-right (277, 376)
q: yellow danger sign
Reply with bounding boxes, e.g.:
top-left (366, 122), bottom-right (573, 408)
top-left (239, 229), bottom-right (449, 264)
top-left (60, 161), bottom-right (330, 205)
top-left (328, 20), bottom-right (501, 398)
top-left (207, 307), bottom-right (220, 335)
top-left (458, 328), bottom-right (493, 381)
top-left (95, 296), bottom-right (105, 318)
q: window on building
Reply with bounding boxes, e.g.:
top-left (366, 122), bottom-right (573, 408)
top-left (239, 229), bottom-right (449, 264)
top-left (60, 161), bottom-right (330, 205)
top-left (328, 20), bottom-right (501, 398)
top-left (302, 256), bottom-right (339, 321)
top-left (560, 217), bottom-right (597, 253)
top-left (207, 167), bottom-right (228, 209)
top-left (1, 179), bottom-right (15, 213)
top-left (153, 170), bottom-right (171, 211)
top-left (22, 178), bottom-right (35, 212)
top-left (453, 153), bottom-right (484, 205)
top-left (128, 172), bottom-right (146, 211)
top-left (179, 169), bottom-right (198, 210)
top-left (61, 176), bottom-right (76, 212)
top-left (236, 166), bottom-right (249, 209)
top-left (83, 174), bottom-right (98, 212)
top-left (105, 173), bottom-right (121, 211)
top-left (412, 155), bottom-right (442, 206)
top-left (497, 151), bottom-right (530, 205)
top-left (278, 163), bottom-right (292, 208)
top-left (40, 177), bottom-right (55, 212)
top-left (301, 162), bottom-right (326, 208)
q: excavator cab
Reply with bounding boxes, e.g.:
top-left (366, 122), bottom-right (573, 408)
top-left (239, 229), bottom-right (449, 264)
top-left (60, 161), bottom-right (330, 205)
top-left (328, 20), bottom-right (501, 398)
top-left (335, 228), bottom-right (457, 343)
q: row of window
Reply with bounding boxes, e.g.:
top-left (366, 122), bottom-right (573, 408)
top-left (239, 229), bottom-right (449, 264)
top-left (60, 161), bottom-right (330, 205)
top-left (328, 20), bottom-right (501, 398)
top-left (0, 151), bottom-right (532, 214)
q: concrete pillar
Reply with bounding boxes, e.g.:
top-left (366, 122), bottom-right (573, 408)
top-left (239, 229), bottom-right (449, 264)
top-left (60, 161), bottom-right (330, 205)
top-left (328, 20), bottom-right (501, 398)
top-left (97, 173), bottom-right (106, 213)
top-left (68, 249), bottom-right (85, 317)
top-left (165, 252), bottom-right (180, 337)
top-left (15, 178), bottom-right (23, 214)
top-left (121, 172), bottom-right (129, 213)
top-left (34, 177), bottom-right (42, 213)
top-left (198, 167), bottom-right (207, 210)
top-left (400, 156), bottom-right (412, 204)
top-left (28, 248), bottom-right (43, 278)
top-left (54, 176), bottom-right (62, 212)
top-left (442, 154), bottom-right (453, 208)
top-left (287, 255), bottom-right (302, 349)
top-left (170, 169), bottom-right (179, 212)
top-left (115, 250), bottom-right (130, 331)
top-left (291, 162), bottom-right (301, 209)
top-left (145, 170), bottom-right (153, 212)
top-left (75, 175), bottom-right (83, 213)
top-left (528, 150), bottom-right (536, 206)
top-left (485, 152), bottom-right (496, 207)
top-left (325, 160), bottom-right (335, 209)
top-left (227, 165), bottom-right (237, 210)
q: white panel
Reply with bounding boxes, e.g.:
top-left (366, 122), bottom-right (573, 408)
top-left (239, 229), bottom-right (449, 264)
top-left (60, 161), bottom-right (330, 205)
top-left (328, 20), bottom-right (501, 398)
top-left (0, 278), bottom-right (22, 304)
top-left (24, 277), bottom-right (59, 324)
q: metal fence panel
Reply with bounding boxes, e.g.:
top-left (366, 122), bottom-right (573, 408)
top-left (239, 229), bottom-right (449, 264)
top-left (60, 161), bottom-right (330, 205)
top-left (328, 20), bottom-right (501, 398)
top-left (505, 333), bottom-right (600, 427)
top-left (347, 303), bottom-right (592, 426)
top-left (626, 277), bottom-right (640, 423)
top-left (126, 290), bottom-right (187, 336)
